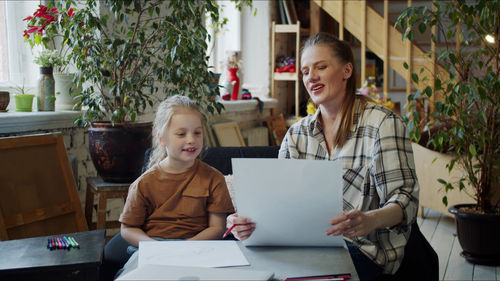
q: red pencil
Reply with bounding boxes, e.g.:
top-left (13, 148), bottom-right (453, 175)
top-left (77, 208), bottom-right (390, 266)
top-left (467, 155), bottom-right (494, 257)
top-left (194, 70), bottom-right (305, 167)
top-left (222, 224), bottom-right (237, 239)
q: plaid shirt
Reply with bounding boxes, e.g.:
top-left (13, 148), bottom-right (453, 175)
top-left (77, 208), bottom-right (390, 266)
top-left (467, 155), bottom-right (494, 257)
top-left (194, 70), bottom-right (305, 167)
top-left (279, 99), bottom-right (419, 274)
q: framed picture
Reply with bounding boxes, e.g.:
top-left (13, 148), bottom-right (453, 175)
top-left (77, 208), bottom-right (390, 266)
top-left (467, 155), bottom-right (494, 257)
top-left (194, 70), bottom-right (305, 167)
top-left (212, 121), bottom-right (246, 147)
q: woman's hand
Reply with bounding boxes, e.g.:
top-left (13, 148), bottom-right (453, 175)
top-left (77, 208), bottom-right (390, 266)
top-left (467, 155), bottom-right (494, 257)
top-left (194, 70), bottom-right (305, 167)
top-left (326, 210), bottom-right (377, 238)
top-left (226, 213), bottom-right (256, 241)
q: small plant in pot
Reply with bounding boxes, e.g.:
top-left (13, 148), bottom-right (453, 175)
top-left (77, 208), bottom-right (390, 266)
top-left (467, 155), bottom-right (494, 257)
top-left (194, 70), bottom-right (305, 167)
top-left (396, 0), bottom-right (499, 265)
top-left (56, 0), bottom-right (251, 182)
top-left (11, 84), bottom-right (35, 112)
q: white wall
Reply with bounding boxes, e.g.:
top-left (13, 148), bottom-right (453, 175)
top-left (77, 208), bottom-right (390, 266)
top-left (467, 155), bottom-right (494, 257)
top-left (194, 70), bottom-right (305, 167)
top-left (211, 1), bottom-right (271, 99)
top-left (240, 1), bottom-right (271, 98)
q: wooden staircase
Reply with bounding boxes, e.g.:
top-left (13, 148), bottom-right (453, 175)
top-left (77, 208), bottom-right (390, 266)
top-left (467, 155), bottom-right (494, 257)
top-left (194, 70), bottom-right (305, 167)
top-left (313, 0), bottom-right (449, 101)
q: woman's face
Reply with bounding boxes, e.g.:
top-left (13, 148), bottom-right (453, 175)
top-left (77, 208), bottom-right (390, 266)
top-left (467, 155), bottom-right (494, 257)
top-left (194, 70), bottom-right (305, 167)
top-left (300, 44), bottom-right (352, 108)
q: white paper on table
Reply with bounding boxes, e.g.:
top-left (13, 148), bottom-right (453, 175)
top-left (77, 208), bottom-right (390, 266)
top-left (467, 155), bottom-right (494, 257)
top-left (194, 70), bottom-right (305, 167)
top-left (138, 240), bottom-right (250, 268)
top-left (232, 158), bottom-right (344, 247)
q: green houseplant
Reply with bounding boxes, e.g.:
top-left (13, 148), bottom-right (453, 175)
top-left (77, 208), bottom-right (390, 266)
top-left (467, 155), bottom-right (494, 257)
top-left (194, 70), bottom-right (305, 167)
top-left (396, 0), bottom-right (499, 264)
top-left (53, 0), bottom-right (251, 182)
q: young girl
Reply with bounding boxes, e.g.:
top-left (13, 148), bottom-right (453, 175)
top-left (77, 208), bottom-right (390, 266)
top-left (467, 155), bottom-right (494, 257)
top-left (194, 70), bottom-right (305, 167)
top-left (117, 95), bottom-right (235, 274)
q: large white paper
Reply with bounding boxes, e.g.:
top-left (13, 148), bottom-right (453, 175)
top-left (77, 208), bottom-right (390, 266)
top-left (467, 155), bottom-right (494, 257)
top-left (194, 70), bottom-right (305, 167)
top-left (232, 158), bottom-right (344, 247)
top-left (138, 241), bottom-right (250, 268)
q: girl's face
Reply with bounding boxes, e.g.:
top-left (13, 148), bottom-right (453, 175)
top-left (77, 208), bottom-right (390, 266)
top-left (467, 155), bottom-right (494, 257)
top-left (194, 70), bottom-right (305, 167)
top-left (160, 109), bottom-right (203, 169)
top-left (300, 44), bottom-right (352, 108)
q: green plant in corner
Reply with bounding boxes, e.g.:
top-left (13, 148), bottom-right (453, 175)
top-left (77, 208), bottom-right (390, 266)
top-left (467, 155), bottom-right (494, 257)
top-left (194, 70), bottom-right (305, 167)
top-left (56, 0), bottom-right (252, 126)
top-left (395, 0), bottom-right (499, 214)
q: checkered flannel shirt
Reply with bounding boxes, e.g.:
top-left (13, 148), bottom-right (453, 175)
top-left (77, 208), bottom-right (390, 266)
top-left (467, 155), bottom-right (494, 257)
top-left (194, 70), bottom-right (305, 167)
top-left (279, 99), bottom-right (419, 274)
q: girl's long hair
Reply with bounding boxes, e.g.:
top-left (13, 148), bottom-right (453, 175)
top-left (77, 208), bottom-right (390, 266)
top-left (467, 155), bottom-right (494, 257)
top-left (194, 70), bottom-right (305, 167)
top-left (147, 95), bottom-right (204, 169)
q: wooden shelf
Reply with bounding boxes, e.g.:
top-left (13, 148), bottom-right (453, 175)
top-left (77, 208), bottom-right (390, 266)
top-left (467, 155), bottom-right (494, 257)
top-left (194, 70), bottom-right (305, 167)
top-left (273, 72), bottom-right (298, 81)
top-left (271, 21), bottom-right (301, 119)
top-left (275, 24), bottom-right (299, 33)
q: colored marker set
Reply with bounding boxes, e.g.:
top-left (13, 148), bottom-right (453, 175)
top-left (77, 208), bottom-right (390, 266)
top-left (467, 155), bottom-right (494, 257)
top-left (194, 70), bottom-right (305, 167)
top-left (47, 236), bottom-right (80, 250)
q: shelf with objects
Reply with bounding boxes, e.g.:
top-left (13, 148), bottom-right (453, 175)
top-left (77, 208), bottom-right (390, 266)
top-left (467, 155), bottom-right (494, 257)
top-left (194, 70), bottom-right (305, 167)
top-left (270, 21), bottom-right (302, 122)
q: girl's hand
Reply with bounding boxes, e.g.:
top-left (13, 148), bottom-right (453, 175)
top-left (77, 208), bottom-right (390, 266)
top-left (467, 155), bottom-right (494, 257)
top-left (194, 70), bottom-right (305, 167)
top-left (326, 210), bottom-right (377, 238)
top-left (226, 213), bottom-right (256, 241)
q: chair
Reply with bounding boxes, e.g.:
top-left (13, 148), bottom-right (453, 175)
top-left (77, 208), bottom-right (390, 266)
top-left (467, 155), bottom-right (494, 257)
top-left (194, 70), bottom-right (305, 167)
top-left (385, 222), bottom-right (439, 281)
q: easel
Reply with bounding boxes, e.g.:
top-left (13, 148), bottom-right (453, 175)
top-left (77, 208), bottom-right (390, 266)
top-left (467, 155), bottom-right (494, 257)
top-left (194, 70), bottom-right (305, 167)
top-left (0, 133), bottom-right (87, 240)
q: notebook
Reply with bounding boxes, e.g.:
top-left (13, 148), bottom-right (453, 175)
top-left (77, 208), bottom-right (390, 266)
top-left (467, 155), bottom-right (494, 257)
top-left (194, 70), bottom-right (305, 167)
top-left (116, 264), bottom-right (274, 281)
top-left (232, 158), bottom-right (345, 247)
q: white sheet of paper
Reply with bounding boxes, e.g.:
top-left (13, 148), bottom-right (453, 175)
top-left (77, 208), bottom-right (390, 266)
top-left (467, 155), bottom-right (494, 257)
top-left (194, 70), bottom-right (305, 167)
top-left (232, 158), bottom-right (344, 247)
top-left (138, 241), bottom-right (250, 268)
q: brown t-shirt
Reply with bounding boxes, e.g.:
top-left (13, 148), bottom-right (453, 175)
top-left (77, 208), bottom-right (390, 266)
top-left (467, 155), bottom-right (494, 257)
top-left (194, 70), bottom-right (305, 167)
top-left (119, 159), bottom-right (235, 239)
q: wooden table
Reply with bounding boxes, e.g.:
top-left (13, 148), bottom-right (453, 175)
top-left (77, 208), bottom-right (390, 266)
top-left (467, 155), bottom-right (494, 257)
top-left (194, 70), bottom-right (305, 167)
top-left (0, 229), bottom-right (105, 281)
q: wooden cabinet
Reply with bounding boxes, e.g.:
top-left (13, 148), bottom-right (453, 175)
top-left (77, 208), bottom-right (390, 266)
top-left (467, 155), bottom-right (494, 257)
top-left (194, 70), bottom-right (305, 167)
top-left (270, 21), bottom-right (301, 120)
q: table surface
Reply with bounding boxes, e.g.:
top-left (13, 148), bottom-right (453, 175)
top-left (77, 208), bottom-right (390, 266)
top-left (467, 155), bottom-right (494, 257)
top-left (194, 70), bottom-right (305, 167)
top-left (0, 229), bottom-right (105, 272)
top-left (120, 241), bottom-right (358, 280)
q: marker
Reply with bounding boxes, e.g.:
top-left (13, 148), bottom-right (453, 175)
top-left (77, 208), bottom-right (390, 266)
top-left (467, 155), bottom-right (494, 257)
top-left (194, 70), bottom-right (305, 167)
top-left (69, 236), bottom-right (80, 248)
top-left (51, 237), bottom-right (56, 250)
top-left (47, 238), bottom-right (52, 249)
top-left (64, 236), bottom-right (75, 248)
top-left (57, 237), bottom-right (64, 249)
top-left (63, 236), bottom-right (72, 250)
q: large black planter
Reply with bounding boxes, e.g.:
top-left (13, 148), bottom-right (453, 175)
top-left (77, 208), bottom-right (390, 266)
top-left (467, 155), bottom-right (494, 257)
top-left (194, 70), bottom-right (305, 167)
top-left (88, 121), bottom-right (152, 183)
top-left (449, 204), bottom-right (500, 265)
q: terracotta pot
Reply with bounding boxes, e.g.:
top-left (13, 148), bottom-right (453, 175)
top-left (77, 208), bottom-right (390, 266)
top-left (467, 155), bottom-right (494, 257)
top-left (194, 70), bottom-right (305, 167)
top-left (88, 121), bottom-right (152, 183)
top-left (449, 204), bottom-right (500, 265)
top-left (0, 91), bottom-right (9, 111)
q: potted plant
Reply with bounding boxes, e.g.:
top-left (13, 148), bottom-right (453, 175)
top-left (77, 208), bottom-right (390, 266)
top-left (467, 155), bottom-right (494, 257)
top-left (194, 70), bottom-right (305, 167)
top-left (32, 48), bottom-right (64, 111)
top-left (11, 84), bottom-right (35, 112)
top-left (24, 3), bottom-right (81, 111)
top-left (396, 0), bottom-right (499, 265)
top-left (54, 0), bottom-right (251, 182)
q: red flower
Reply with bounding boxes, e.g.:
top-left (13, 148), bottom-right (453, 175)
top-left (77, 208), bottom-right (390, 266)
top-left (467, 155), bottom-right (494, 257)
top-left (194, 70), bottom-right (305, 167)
top-left (23, 16), bottom-right (33, 21)
top-left (67, 8), bottom-right (74, 18)
top-left (26, 26), bottom-right (38, 34)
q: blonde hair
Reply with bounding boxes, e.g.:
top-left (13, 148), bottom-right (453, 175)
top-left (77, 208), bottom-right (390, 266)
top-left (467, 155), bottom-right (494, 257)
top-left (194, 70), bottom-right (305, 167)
top-left (301, 32), bottom-right (366, 147)
top-left (147, 95), bottom-right (204, 169)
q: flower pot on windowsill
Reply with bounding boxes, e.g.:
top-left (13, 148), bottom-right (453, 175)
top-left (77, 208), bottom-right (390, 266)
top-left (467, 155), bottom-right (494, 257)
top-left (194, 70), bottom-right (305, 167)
top-left (0, 91), bottom-right (9, 112)
top-left (14, 94), bottom-right (35, 112)
top-left (54, 73), bottom-right (81, 111)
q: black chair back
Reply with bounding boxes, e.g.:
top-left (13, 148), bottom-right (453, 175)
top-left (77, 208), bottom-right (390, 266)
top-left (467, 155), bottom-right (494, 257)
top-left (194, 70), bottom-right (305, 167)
top-left (388, 222), bottom-right (439, 280)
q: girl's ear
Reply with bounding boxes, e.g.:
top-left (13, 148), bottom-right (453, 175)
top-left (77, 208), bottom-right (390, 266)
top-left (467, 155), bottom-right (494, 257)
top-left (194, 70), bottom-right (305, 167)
top-left (343, 62), bottom-right (353, 80)
top-left (158, 131), bottom-right (166, 147)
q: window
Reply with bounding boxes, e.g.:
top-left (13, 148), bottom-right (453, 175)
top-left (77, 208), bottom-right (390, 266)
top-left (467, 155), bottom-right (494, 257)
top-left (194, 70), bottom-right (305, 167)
top-left (0, 1), bottom-right (39, 97)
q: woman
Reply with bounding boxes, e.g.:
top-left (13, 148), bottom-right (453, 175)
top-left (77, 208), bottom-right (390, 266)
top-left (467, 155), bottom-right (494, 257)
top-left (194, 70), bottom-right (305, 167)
top-left (227, 33), bottom-right (419, 280)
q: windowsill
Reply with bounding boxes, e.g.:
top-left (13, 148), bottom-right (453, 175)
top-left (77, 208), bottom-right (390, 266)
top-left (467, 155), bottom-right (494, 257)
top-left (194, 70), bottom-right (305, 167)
top-left (219, 97), bottom-right (277, 113)
top-left (0, 111), bottom-right (81, 134)
top-left (0, 98), bottom-right (278, 134)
